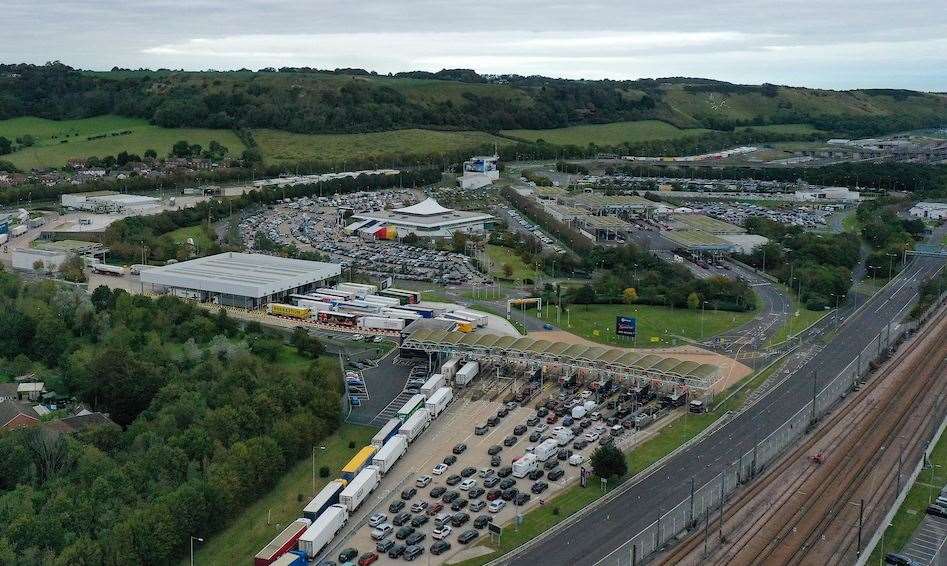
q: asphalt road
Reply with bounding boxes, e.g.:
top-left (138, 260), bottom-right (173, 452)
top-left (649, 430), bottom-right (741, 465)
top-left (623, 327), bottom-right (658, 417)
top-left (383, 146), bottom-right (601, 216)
top-left (503, 255), bottom-right (946, 566)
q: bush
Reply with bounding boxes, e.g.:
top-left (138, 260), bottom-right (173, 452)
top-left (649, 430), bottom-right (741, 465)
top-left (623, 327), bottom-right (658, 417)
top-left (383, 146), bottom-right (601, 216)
top-left (590, 445), bottom-right (628, 479)
top-left (348, 440), bottom-right (356, 449)
top-left (319, 466), bottom-right (330, 478)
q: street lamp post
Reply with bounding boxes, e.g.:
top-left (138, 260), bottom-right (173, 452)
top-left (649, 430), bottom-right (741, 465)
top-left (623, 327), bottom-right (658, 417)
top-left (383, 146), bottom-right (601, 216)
top-left (190, 536), bottom-right (203, 566)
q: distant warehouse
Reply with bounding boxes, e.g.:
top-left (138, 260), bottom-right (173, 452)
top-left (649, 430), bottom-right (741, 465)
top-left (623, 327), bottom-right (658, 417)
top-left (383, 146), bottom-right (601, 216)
top-left (61, 191), bottom-right (160, 213)
top-left (140, 252), bottom-right (342, 309)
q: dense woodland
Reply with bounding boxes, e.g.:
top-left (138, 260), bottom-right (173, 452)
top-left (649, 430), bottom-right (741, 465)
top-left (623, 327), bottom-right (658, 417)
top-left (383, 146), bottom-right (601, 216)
top-left (0, 275), bottom-right (341, 565)
top-left (2, 63), bottom-right (946, 136)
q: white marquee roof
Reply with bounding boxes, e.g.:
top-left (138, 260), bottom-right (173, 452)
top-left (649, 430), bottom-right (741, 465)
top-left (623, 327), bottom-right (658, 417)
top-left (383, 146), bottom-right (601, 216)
top-left (394, 198), bottom-right (453, 216)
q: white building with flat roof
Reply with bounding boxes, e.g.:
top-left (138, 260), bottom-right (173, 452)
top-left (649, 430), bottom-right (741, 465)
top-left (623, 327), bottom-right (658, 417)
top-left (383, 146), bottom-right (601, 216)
top-left (794, 187), bottom-right (860, 202)
top-left (351, 198), bottom-right (494, 239)
top-left (909, 201), bottom-right (947, 220)
top-left (140, 252), bottom-right (342, 308)
top-left (61, 191), bottom-right (160, 213)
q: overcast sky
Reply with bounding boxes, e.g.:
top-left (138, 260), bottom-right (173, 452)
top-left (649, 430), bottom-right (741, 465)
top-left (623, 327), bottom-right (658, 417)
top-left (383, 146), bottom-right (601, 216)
top-left (4, 0), bottom-right (946, 90)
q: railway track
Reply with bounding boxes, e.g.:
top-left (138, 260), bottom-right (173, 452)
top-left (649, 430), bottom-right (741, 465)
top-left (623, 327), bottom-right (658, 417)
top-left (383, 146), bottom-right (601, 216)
top-left (658, 308), bottom-right (947, 566)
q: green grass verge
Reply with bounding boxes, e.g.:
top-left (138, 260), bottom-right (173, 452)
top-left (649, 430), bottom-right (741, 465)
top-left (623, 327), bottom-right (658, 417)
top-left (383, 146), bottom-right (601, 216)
top-left (485, 244), bottom-right (537, 282)
top-left (192, 423), bottom-right (376, 566)
top-left (165, 225), bottom-right (216, 253)
top-left (253, 128), bottom-right (510, 165)
top-left (452, 359), bottom-right (784, 566)
top-left (869, 424), bottom-right (947, 563)
top-left (0, 115), bottom-right (245, 170)
top-left (501, 120), bottom-right (709, 146)
top-left (563, 303), bottom-right (757, 347)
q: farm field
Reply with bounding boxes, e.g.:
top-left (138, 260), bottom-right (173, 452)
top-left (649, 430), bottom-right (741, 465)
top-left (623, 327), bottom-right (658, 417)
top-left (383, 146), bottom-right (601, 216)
top-left (0, 115), bottom-right (244, 170)
top-left (563, 303), bottom-right (757, 347)
top-left (501, 120), bottom-right (710, 146)
top-left (253, 128), bottom-right (510, 165)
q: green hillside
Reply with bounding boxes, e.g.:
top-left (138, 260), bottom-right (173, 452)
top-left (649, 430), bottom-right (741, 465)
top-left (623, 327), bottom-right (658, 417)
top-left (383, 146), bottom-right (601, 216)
top-left (502, 120), bottom-right (711, 145)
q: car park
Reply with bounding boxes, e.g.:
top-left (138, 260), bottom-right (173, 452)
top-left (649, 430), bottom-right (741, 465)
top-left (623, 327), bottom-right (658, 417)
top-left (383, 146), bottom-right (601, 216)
top-left (451, 498), bottom-right (468, 511)
top-left (446, 475), bottom-right (462, 486)
top-left (404, 545), bottom-right (423, 561)
top-left (432, 525), bottom-right (452, 540)
top-left (484, 475), bottom-right (501, 488)
top-left (371, 524), bottom-right (393, 540)
top-left (368, 513), bottom-right (387, 527)
top-left (453, 443), bottom-right (467, 454)
top-left (426, 502), bottom-right (444, 516)
top-left (470, 500), bottom-right (487, 512)
top-left (430, 540), bottom-right (451, 555)
top-left (514, 492), bottom-right (531, 506)
top-left (389, 500), bottom-right (406, 513)
top-left (442, 490), bottom-right (460, 503)
top-left (393, 512), bottom-right (412, 526)
top-left (401, 487), bottom-right (417, 500)
top-left (376, 538), bottom-right (395, 553)
top-left (488, 445), bottom-right (503, 455)
top-left (488, 499), bottom-right (506, 513)
top-left (443, 455), bottom-right (457, 466)
top-left (387, 544), bottom-right (405, 559)
top-left (474, 515), bottom-right (493, 529)
top-left (548, 468), bottom-right (565, 481)
top-left (430, 486), bottom-right (446, 498)
top-left (432, 463), bottom-right (448, 475)
top-left (504, 436), bottom-right (518, 447)
top-left (458, 529), bottom-right (480, 544)
top-left (415, 475), bottom-right (432, 488)
top-left (451, 512), bottom-right (470, 527)
top-left (410, 515), bottom-right (429, 528)
top-left (396, 526), bottom-right (415, 540)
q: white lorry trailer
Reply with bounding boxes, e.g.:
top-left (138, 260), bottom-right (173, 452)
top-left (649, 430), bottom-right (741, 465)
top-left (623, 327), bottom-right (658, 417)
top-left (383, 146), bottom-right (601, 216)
top-left (339, 466), bottom-right (381, 512)
top-left (371, 435), bottom-right (407, 475)
top-left (297, 504), bottom-right (348, 559)
top-left (454, 361), bottom-right (479, 386)
top-left (398, 407), bottom-right (432, 443)
top-left (425, 387), bottom-right (453, 418)
top-left (420, 373), bottom-right (446, 398)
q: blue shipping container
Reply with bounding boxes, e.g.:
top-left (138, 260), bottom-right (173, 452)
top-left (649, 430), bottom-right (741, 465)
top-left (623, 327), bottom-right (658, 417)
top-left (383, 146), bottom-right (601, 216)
top-left (0, 223), bottom-right (8, 235)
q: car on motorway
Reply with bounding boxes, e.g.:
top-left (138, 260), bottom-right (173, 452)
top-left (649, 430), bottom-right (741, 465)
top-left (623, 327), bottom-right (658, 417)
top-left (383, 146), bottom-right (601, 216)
top-left (513, 424), bottom-right (528, 435)
top-left (548, 468), bottom-right (565, 481)
top-left (404, 545), bottom-right (423, 561)
top-left (405, 531), bottom-right (425, 546)
top-left (432, 524), bottom-right (452, 540)
top-left (446, 475), bottom-right (462, 486)
top-left (443, 455), bottom-right (458, 466)
top-left (415, 475), bottom-right (432, 488)
top-left (503, 436), bottom-right (518, 447)
top-left (453, 443), bottom-right (467, 454)
top-left (392, 512), bottom-right (412, 526)
top-left (460, 466), bottom-right (477, 478)
top-left (460, 478), bottom-right (477, 491)
top-left (410, 514), bottom-right (429, 528)
top-left (483, 475), bottom-right (501, 488)
top-left (442, 490), bottom-right (460, 503)
top-left (410, 501), bottom-right (428, 513)
top-left (474, 514), bottom-right (493, 529)
top-left (357, 552), bottom-right (379, 566)
top-left (430, 540), bottom-right (451, 555)
top-left (426, 502), bottom-right (444, 516)
top-left (371, 523), bottom-right (393, 540)
top-left (338, 548), bottom-right (359, 563)
top-left (531, 481), bottom-right (549, 494)
top-left (488, 499), bottom-right (507, 513)
top-left (387, 543), bottom-right (405, 559)
top-left (475, 424), bottom-right (489, 435)
top-left (395, 525), bottom-right (415, 540)
top-left (375, 538), bottom-right (395, 553)
top-left (401, 487), bottom-right (417, 500)
top-left (368, 513), bottom-right (387, 527)
top-left (499, 477), bottom-right (516, 490)
top-left (430, 486), bottom-right (447, 498)
top-left (451, 512), bottom-right (470, 527)
top-left (451, 498), bottom-right (468, 511)
top-left (491, 455), bottom-right (502, 467)
top-left (389, 500), bottom-right (406, 513)
top-left (432, 463), bottom-right (448, 475)
top-left (470, 499), bottom-right (487, 512)
top-left (488, 445), bottom-right (503, 455)
top-left (458, 529), bottom-right (480, 544)
top-left (514, 492), bottom-right (531, 506)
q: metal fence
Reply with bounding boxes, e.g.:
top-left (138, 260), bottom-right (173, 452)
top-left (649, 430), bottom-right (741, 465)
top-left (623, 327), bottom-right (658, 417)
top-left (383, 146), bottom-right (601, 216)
top-left (597, 293), bottom-right (947, 566)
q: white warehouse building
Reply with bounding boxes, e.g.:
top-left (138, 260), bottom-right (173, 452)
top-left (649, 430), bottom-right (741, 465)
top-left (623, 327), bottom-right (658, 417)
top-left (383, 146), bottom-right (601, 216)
top-left (140, 252), bottom-right (342, 309)
top-left (349, 197), bottom-right (495, 239)
top-left (61, 191), bottom-right (160, 213)
top-left (909, 202), bottom-right (947, 220)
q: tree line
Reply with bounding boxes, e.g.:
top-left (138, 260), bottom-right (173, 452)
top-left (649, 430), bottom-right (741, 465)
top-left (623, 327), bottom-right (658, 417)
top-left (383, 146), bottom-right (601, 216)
top-left (0, 274), bottom-right (342, 565)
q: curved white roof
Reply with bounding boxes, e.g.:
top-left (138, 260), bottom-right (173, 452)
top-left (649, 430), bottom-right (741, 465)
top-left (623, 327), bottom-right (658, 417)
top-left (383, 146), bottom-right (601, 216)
top-left (394, 198), bottom-right (453, 216)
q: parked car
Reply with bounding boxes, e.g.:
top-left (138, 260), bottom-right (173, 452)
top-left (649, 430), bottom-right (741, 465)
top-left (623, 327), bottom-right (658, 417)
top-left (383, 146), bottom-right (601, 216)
top-left (528, 469), bottom-right (544, 481)
top-left (401, 488), bottom-right (417, 500)
top-left (453, 443), bottom-right (467, 454)
top-left (487, 416), bottom-right (500, 426)
top-left (410, 501), bottom-right (428, 513)
top-left (338, 548), bottom-right (359, 563)
top-left (387, 544), bottom-right (405, 559)
top-left (432, 463), bottom-right (448, 475)
top-left (503, 436), bottom-right (518, 447)
top-left (403, 544), bottom-right (423, 561)
top-left (410, 515), bottom-right (429, 528)
top-left (536, 408), bottom-right (548, 417)
top-left (357, 552), bottom-right (379, 566)
top-left (497, 408), bottom-right (509, 418)
top-left (474, 514), bottom-right (493, 529)
top-left (376, 539), bottom-right (395, 553)
top-left (389, 500), bottom-right (406, 513)
top-left (395, 526), bottom-right (415, 540)
top-left (558, 449), bottom-right (573, 461)
top-left (426, 502), bottom-right (444, 516)
top-left (368, 513), bottom-right (387, 527)
top-left (488, 499), bottom-right (507, 513)
top-left (548, 468), bottom-right (565, 481)
top-left (451, 498), bottom-right (468, 511)
top-left (443, 455), bottom-right (457, 466)
top-left (928, 504), bottom-right (947, 518)
top-left (430, 540), bottom-right (451, 555)
top-left (884, 553), bottom-right (914, 565)
top-left (392, 512), bottom-right (412, 526)
top-left (371, 524), bottom-right (394, 540)
top-left (470, 500), bottom-right (487, 512)
top-left (502, 488), bottom-right (518, 501)
top-left (514, 492), bottom-right (531, 506)
top-left (430, 486), bottom-right (446, 498)
top-left (446, 475), bottom-right (462, 486)
top-left (499, 478), bottom-right (516, 490)
top-left (432, 525), bottom-right (452, 540)
top-left (526, 416), bottom-right (540, 426)
top-left (544, 459), bottom-right (559, 470)
top-left (460, 479), bottom-right (478, 491)
top-left (529, 431), bottom-right (542, 442)
top-left (531, 481), bottom-right (549, 494)
top-left (468, 487), bottom-right (485, 499)
top-left (475, 425), bottom-right (489, 435)
top-left (484, 475), bottom-right (501, 488)
top-left (415, 475), bottom-right (432, 488)
top-left (405, 531), bottom-right (425, 546)
top-left (461, 467), bottom-right (477, 478)
top-left (513, 424), bottom-right (528, 435)
top-left (491, 455), bottom-right (502, 467)
top-left (451, 512), bottom-right (470, 527)
top-left (486, 489), bottom-right (502, 501)
top-left (442, 490), bottom-right (460, 503)
top-left (488, 445), bottom-right (503, 455)
top-left (458, 529), bottom-right (479, 544)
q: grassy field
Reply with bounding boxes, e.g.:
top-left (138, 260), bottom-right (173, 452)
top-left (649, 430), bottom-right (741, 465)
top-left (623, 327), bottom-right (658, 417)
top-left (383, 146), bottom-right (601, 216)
top-left (501, 120), bottom-right (710, 146)
top-left (741, 123), bottom-right (823, 135)
top-left (165, 225), bottom-right (216, 254)
top-left (563, 303), bottom-right (757, 347)
top-left (485, 244), bottom-right (537, 282)
top-left (253, 128), bottom-right (509, 165)
top-left (869, 425), bottom-right (947, 564)
top-left (0, 115), bottom-right (245, 170)
top-left (192, 423), bottom-right (376, 566)
top-left (453, 358), bottom-right (785, 566)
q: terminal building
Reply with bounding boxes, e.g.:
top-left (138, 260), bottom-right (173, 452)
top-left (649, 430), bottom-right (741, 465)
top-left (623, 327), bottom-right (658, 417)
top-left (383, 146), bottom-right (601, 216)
top-left (61, 191), bottom-right (160, 213)
top-left (348, 197), bottom-right (495, 239)
top-left (140, 252), bottom-right (342, 308)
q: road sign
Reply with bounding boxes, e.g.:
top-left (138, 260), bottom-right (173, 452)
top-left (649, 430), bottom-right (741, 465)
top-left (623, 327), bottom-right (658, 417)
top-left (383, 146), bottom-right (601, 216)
top-left (616, 316), bottom-right (637, 338)
top-left (488, 522), bottom-right (502, 535)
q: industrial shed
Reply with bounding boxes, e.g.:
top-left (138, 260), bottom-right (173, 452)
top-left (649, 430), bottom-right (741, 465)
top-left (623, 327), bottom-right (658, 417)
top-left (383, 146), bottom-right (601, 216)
top-left (140, 252), bottom-right (342, 308)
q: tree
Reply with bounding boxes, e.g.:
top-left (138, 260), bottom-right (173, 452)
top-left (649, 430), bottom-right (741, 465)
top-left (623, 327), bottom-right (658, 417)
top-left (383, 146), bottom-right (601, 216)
top-left (90, 285), bottom-right (113, 312)
top-left (59, 254), bottom-right (87, 283)
top-left (502, 263), bottom-right (514, 278)
top-left (573, 284), bottom-right (596, 305)
top-left (590, 445), bottom-right (627, 479)
top-left (0, 137), bottom-right (11, 156)
top-left (170, 140), bottom-right (191, 158)
top-left (687, 291), bottom-right (700, 310)
top-left (622, 287), bottom-right (638, 304)
top-left (291, 327), bottom-right (324, 358)
top-left (143, 148), bottom-right (157, 159)
top-left (32, 260), bottom-right (45, 272)
top-left (249, 335), bottom-right (281, 362)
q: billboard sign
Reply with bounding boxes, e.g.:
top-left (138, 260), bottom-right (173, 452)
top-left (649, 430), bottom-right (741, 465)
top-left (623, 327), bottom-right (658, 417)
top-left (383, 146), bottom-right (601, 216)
top-left (615, 316), bottom-right (637, 338)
